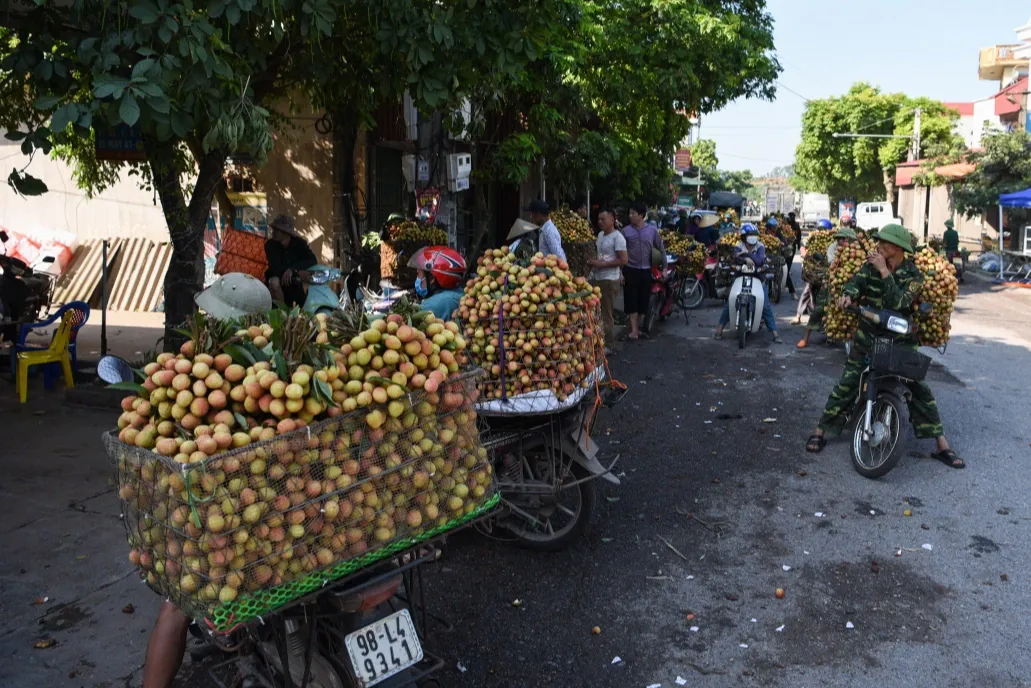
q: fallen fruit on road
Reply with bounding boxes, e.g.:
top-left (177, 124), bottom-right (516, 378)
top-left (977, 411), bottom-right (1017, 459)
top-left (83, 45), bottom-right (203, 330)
top-left (775, 588), bottom-right (785, 599)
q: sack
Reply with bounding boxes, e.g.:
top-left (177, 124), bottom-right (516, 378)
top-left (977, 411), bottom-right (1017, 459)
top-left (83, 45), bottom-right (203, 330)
top-left (651, 245), bottom-right (664, 269)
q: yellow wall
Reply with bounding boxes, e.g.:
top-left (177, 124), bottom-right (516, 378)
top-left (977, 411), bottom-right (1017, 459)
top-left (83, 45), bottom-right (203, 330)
top-left (253, 108), bottom-right (336, 263)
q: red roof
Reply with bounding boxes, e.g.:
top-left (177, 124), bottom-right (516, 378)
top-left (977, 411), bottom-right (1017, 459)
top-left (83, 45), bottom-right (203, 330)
top-left (944, 102), bottom-right (974, 116)
top-left (995, 76), bottom-right (1028, 116)
top-left (895, 159), bottom-right (976, 187)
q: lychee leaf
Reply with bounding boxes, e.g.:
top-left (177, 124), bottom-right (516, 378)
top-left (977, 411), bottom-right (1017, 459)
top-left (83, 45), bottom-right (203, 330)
top-left (108, 381), bottom-right (147, 395)
top-left (224, 344), bottom-right (256, 366)
top-left (233, 412), bottom-right (249, 429)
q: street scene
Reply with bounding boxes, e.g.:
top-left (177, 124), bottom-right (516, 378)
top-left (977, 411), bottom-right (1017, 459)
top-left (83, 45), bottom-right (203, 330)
top-left (2, 1), bottom-right (1031, 688)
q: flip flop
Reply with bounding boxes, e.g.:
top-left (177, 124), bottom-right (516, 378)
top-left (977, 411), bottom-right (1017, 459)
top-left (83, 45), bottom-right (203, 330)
top-left (805, 434), bottom-right (826, 453)
top-left (931, 449), bottom-right (965, 469)
top-left (796, 339), bottom-right (808, 349)
top-left (713, 332), bottom-right (723, 340)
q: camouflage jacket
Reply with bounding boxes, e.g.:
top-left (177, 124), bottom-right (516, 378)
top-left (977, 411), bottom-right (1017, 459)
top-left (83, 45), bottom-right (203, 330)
top-left (842, 259), bottom-right (923, 350)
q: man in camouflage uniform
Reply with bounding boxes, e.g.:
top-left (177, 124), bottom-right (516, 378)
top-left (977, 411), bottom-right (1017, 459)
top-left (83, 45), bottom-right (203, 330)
top-left (796, 226), bottom-right (858, 348)
top-left (805, 224), bottom-right (964, 468)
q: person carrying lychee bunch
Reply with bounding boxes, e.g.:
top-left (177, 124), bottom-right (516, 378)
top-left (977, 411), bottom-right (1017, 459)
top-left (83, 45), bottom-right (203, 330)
top-left (142, 273), bottom-right (273, 688)
top-left (408, 245), bottom-right (467, 321)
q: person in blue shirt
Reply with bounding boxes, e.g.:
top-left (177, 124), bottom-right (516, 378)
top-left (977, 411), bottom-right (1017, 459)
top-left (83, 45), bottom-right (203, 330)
top-left (407, 245), bottom-right (467, 321)
top-left (713, 224), bottom-right (782, 343)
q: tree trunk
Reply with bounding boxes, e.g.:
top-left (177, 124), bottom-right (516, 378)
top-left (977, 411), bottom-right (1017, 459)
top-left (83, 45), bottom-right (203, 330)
top-left (883, 167), bottom-right (898, 216)
top-left (149, 140), bottom-right (226, 352)
top-left (332, 110), bottom-right (361, 265)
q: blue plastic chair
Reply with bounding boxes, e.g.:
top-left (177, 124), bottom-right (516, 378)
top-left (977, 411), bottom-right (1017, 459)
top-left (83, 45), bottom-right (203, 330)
top-left (11, 301), bottom-right (90, 388)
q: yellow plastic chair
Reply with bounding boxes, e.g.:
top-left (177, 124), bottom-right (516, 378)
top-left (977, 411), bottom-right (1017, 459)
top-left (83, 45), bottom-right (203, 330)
top-left (16, 311), bottom-right (75, 403)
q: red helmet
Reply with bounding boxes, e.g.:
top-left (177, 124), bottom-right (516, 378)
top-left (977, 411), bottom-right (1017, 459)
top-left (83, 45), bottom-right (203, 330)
top-left (407, 245), bottom-right (466, 289)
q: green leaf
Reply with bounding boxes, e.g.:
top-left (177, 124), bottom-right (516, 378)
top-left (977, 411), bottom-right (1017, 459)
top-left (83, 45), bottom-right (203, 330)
top-left (225, 4), bottom-right (241, 24)
top-left (128, 1), bottom-right (160, 23)
top-left (149, 95), bottom-right (171, 114)
top-left (8, 169), bottom-right (48, 197)
top-left (33, 94), bottom-right (62, 110)
top-left (233, 412), bottom-right (249, 430)
top-left (108, 381), bottom-right (148, 394)
top-left (50, 104), bottom-right (78, 132)
top-left (224, 343), bottom-right (256, 367)
top-left (4, 131), bottom-right (27, 142)
top-left (132, 59), bottom-right (156, 79)
top-left (313, 376), bottom-right (334, 404)
top-left (272, 351), bottom-right (288, 380)
top-left (119, 94), bottom-right (141, 126)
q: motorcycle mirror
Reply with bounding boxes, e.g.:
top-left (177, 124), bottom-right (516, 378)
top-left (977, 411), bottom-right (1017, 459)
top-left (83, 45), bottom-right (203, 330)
top-left (97, 355), bottom-right (136, 384)
top-left (308, 270), bottom-right (334, 285)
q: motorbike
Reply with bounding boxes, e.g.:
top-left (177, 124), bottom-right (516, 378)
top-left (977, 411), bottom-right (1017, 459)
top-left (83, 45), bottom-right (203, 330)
top-left (726, 262), bottom-right (767, 349)
top-left (678, 247), bottom-right (721, 310)
top-left (477, 377), bottom-right (623, 551)
top-left (948, 252), bottom-right (964, 284)
top-left (303, 264), bottom-right (407, 316)
top-left (845, 304), bottom-right (933, 479)
top-left (0, 230), bottom-right (53, 335)
top-left (642, 253), bottom-right (685, 334)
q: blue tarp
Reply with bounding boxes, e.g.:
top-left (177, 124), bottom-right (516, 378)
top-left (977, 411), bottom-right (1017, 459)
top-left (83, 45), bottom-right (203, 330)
top-left (999, 188), bottom-right (1031, 208)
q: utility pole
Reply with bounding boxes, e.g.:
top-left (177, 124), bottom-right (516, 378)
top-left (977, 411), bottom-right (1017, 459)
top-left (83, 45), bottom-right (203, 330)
top-left (910, 107), bottom-right (922, 162)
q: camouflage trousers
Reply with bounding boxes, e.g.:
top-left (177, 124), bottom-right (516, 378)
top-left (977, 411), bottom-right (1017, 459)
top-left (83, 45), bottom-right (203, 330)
top-left (818, 354), bottom-right (944, 439)
top-left (806, 285), bottom-right (828, 332)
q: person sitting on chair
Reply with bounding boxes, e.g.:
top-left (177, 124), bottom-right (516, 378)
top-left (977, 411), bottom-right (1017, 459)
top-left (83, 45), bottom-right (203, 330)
top-left (264, 214), bottom-right (317, 308)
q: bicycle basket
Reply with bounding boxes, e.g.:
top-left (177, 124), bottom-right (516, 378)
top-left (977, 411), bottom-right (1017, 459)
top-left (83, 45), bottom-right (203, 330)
top-left (871, 338), bottom-right (931, 381)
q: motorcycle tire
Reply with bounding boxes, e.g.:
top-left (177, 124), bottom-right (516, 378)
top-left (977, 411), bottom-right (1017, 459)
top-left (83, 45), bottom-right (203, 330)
top-left (770, 275), bottom-right (782, 304)
top-left (506, 462), bottom-right (596, 552)
top-left (737, 307), bottom-right (747, 350)
top-left (643, 292), bottom-right (661, 334)
top-left (850, 391), bottom-right (909, 479)
top-left (681, 277), bottom-right (704, 310)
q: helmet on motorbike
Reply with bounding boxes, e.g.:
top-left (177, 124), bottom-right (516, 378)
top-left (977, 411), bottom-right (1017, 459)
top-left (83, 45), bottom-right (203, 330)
top-left (840, 213), bottom-right (854, 227)
top-left (407, 245), bottom-right (467, 289)
top-left (741, 223), bottom-right (759, 236)
top-left (816, 218), bottom-right (834, 230)
top-left (765, 217), bottom-right (779, 228)
top-left (195, 273), bottom-right (272, 320)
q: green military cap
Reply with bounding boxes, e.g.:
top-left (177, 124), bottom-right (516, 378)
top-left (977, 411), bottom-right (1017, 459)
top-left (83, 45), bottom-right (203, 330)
top-left (875, 223), bottom-right (914, 253)
top-left (833, 227), bottom-right (858, 240)
top-left (944, 219), bottom-right (955, 229)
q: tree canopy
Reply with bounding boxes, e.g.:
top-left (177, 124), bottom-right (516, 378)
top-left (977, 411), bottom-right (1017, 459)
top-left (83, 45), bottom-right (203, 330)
top-left (948, 129), bottom-right (1031, 219)
top-left (792, 83), bottom-right (963, 205)
top-left (691, 139), bottom-right (718, 173)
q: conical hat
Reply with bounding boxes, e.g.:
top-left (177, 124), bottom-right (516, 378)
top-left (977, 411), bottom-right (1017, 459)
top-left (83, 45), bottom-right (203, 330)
top-left (508, 218), bottom-right (540, 240)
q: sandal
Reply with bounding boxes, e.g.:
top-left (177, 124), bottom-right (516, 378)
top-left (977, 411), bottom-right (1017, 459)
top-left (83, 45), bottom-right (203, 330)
top-left (796, 339), bottom-right (809, 349)
top-left (805, 434), bottom-right (826, 453)
top-left (638, 331), bottom-right (650, 340)
top-left (713, 332), bottom-right (723, 340)
top-left (931, 449), bottom-right (965, 469)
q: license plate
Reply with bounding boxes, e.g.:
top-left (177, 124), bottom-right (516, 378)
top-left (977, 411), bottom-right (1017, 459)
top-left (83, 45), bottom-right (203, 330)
top-left (344, 609), bottom-right (423, 686)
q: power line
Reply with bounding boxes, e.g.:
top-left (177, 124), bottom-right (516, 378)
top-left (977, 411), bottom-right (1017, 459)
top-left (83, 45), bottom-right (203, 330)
top-left (776, 81), bottom-right (811, 103)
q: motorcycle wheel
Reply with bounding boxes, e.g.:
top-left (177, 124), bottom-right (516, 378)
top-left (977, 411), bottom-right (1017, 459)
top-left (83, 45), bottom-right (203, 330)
top-left (643, 292), bottom-right (661, 334)
top-left (680, 277), bottom-right (704, 310)
top-left (505, 461), bottom-right (595, 552)
top-left (770, 274), bottom-right (782, 304)
top-left (737, 306), bottom-right (747, 350)
top-left (850, 392), bottom-right (909, 479)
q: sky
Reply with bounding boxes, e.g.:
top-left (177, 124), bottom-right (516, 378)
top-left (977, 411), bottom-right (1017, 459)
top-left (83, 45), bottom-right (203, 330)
top-left (703, 0), bottom-right (1031, 175)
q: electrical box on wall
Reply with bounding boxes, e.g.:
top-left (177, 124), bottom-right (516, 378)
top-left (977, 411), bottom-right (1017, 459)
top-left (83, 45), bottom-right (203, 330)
top-left (447, 153), bottom-right (472, 192)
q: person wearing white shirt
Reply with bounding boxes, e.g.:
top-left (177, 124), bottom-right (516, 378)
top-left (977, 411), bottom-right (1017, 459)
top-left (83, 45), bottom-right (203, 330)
top-left (524, 200), bottom-right (567, 262)
top-left (588, 208), bottom-right (628, 352)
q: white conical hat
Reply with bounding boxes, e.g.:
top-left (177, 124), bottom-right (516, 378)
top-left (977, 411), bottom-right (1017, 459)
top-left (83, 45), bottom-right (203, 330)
top-left (507, 218), bottom-right (540, 240)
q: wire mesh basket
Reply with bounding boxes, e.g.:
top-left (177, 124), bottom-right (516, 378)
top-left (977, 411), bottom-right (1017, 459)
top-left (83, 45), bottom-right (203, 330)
top-left (871, 338), bottom-right (931, 381)
top-left (461, 301), bottom-right (605, 412)
top-left (107, 370), bottom-right (498, 632)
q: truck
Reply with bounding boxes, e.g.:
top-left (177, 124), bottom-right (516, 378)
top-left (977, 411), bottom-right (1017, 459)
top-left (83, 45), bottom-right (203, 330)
top-left (800, 193), bottom-right (831, 227)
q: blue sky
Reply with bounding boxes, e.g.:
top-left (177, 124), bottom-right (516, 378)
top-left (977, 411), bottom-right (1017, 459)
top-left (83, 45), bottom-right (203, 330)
top-left (703, 0), bottom-right (1031, 175)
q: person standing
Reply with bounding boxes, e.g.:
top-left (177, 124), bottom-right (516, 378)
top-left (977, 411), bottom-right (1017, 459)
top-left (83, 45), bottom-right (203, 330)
top-left (804, 224), bottom-right (964, 468)
top-left (943, 219), bottom-right (963, 282)
top-left (587, 208), bottom-right (628, 353)
top-left (573, 200), bottom-right (589, 221)
top-left (524, 200), bottom-right (567, 262)
top-left (264, 214), bottom-right (317, 308)
top-left (621, 201), bottom-right (664, 341)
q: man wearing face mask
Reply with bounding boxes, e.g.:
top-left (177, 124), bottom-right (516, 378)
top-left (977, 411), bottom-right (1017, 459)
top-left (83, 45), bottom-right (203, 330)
top-left (713, 224), bottom-right (782, 343)
top-left (407, 245), bottom-right (467, 321)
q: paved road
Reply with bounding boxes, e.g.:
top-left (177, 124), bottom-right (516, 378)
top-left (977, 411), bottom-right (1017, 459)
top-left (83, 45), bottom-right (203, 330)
top-left (2, 267), bottom-right (1031, 688)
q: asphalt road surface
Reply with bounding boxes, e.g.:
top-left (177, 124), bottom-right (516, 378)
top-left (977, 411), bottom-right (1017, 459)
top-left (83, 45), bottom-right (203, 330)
top-left (418, 275), bottom-right (1031, 688)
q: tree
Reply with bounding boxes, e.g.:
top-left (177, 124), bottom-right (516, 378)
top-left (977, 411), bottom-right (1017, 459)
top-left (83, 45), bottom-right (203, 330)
top-left (1, 0), bottom-right (561, 347)
top-left (949, 129), bottom-right (1031, 222)
top-left (691, 139), bottom-right (718, 173)
top-left (706, 168), bottom-right (753, 196)
top-left (792, 83), bottom-right (962, 206)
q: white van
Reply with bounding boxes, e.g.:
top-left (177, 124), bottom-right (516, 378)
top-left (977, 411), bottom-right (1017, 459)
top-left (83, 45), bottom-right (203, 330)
top-left (855, 202), bottom-right (902, 231)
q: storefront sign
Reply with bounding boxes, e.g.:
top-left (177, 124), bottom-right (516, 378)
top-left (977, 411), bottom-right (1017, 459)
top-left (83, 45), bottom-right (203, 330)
top-left (674, 148), bottom-right (692, 172)
top-left (95, 124), bottom-right (146, 161)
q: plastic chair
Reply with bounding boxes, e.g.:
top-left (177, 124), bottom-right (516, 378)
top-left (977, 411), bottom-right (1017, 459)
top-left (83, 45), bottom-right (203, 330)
top-left (10, 301), bottom-right (90, 386)
top-left (16, 310), bottom-right (75, 403)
